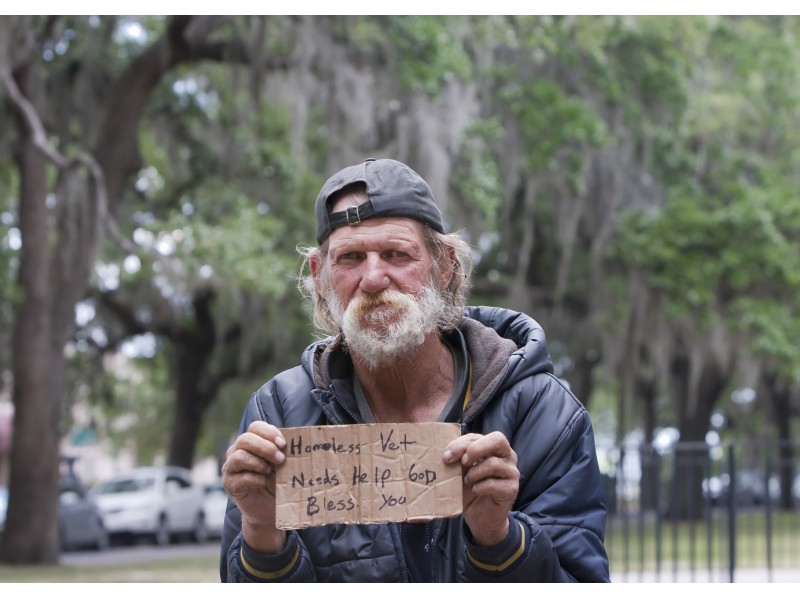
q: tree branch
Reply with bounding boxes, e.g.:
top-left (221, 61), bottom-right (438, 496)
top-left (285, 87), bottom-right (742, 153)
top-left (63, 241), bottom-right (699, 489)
top-left (0, 66), bottom-right (70, 169)
top-left (1, 64), bottom-right (124, 275)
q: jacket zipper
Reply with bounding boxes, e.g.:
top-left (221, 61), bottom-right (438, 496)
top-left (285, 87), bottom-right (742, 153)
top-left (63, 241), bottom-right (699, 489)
top-left (328, 384), bottom-right (363, 424)
top-left (396, 521), bottom-right (433, 582)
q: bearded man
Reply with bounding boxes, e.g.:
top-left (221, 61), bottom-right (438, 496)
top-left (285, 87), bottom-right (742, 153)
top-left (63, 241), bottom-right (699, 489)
top-left (219, 158), bottom-right (610, 583)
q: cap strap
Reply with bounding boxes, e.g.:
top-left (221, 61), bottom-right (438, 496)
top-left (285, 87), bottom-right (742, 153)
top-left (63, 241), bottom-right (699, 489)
top-left (327, 200), bottom-right (376, 231)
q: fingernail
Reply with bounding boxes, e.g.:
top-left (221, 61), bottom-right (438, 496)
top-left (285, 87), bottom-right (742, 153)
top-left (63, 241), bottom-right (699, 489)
top-left (275, 450), bottom-right (285, 462)
top-left (462, 453), bottom-right (470, 465)
top-left (275, 435), bottom-right (286, 448)
top-left (443, 450), bottom-right (452, 462)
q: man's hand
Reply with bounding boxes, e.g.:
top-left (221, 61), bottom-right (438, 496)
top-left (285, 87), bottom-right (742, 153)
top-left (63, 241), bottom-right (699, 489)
top-left (221, 421), bottom-right (288, 553)
top-left (443, 431), bottom-right (519, 546)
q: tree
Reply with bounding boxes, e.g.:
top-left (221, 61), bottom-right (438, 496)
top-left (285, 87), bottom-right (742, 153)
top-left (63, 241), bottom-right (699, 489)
top-left (0, 15), bottom-right (279, 565)
top-left (3, 17), bottom-right (799, 557)
top-left (0, 21), bottom-right (481, 556)
top-left (71, 14), bottom-right (475, 469)
top-left (610, 16), bottom-right (800, 515)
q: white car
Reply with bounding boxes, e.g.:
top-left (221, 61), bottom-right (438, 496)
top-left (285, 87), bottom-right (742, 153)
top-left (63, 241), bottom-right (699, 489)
top-left (91, 465), bottom-right (207, 546)
top-left (202, 481), bottom-right (229, 539)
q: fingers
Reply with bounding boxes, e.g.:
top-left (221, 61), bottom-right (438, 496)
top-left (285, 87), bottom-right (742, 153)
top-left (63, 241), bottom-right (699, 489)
top-left (443, 431), bottom-right (519, 502)
top-left (222, 421), bottom-right (287, 496)
top-left (464, 460), bottom-right (519, 507)
top-left (222, 467), bottom-right (275, 499)
top-left (226, 421), bottom-right (286, 459)
top-left (463, 455), bottom-right (519, 487)
top-left (443, 431), bottom-right (515, 466)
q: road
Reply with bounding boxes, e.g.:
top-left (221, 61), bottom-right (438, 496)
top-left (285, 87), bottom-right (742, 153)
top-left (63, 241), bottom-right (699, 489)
top-left (61, 539), bottom-right (220, 567)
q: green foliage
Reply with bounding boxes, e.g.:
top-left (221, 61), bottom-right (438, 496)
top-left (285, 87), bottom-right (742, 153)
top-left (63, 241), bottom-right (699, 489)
top-left (614, 181), bottom-right (800, 389)
top-left (452, 119), bottom-right (504, 231)
top-left (568, 18), bottom-right (707, 183)
top-left (128, 64), bottom-right (320, 301)
top-left (8, 14), bottom-right (800, 471)
top-left (104, 352), bottom-right (172, 466)
top-left (498, 77), bottom-right (608, 175)
top-left (733, 299), bottom-right (800, 380)
top-left (351, 16), bottom-right (473, 97)
top-left (615, 187), bottom-right (800, 309)
top-left (604, 17), bottom-right (696, 117)
top-left (195, 374), bottom-right (263, 459)
top-left (609, 16), bottom-right (800, 393)
top-left (163, 199), bottom-right (299, 298)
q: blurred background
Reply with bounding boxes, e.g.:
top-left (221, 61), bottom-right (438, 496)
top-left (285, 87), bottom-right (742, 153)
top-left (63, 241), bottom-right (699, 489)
top-left (0, 15), bottom-right (798, 581)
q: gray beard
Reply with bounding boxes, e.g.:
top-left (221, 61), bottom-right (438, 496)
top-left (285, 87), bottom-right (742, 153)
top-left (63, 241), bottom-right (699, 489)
top-left (326, 285), bottom-right (447, 372)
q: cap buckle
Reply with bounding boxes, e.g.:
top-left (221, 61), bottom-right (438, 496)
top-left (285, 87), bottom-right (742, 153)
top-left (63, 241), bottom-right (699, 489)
top-left (345, 205), bottom-right (361, 225)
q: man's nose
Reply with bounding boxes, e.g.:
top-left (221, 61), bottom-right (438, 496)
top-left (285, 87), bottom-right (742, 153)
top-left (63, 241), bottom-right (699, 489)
top-left (360, 254), bottom-right (390, 293)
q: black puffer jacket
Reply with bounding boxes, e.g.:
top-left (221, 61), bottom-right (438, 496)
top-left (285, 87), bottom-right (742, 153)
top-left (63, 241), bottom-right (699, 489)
top-left (220, 306), bottom-right (610, 582)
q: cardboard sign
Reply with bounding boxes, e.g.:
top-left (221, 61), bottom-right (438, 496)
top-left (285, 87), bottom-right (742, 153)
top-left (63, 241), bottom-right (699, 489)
top-left (275, 422), bottom-right (463, 529)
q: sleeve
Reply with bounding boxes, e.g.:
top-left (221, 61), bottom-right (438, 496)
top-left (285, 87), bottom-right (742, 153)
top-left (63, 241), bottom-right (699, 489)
top-left (463, 515), bottom-right (528, 575)
top-left (224, 530), bottom-right (318, 582)
top-left (464, 380), bottom-right (610, 583)
top-left (219, 382), bottom-right (319, 583)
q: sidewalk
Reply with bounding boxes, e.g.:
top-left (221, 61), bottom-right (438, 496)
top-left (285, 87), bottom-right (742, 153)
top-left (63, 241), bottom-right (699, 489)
top-left (611, 567), bottom-right (800, 583)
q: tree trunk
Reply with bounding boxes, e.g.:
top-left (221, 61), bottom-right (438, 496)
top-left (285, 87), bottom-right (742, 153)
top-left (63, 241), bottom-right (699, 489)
top-left (762, 371), bottom-right (796, 509)
top-left (0, 66), bottom-right (61, 564)
top-left (167, 350), bottom-right (213, 470)
top-left (0, 15), bottom-right (260, 566)
top-left (669, 360), bottom-right (728, 520)
top-left (568, 344), bottom-right (599, 410)
top-left (638, 367), bottom-right (659, 511)
top-left (167, 311), bottom-right (217, 469)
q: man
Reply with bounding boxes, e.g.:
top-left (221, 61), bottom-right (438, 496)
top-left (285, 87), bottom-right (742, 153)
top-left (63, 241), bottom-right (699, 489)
top-left (220, 158), bottom-right (610, 582)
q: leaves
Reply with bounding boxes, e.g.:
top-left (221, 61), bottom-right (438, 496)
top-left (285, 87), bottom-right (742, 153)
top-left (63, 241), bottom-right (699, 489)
top-left (5, 14), bottom-right (800, 475)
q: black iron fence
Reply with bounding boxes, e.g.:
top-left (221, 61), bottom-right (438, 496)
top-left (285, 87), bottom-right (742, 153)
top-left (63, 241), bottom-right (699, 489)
top-left (600, 439), bottom-right (800, 582)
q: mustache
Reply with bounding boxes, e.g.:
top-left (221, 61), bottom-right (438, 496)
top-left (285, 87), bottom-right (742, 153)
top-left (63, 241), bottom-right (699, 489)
top-left (351, 291), bottom-right (410, 322)
top-left (357, 291), bottom-right (391, 308)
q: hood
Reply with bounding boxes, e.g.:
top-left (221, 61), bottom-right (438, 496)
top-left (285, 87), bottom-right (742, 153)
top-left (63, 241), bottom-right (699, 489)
top-left (460, 306), bottom-right (554, 422)
top-left (463, 305), bottom-right (554, 377)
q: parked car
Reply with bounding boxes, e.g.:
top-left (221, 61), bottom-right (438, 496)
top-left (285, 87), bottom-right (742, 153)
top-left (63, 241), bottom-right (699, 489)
top-left (703, 470), bottom-right (800, 508)
top-left (0, 486), bottom-right (7, 533)
top-left (1, 457), bottom-right (108, 552)
top-left (58, 470), bottom-right (110, 551)
top-left (90, 465), bottom-right (207, 546)
top-left (703, 470), bottom-right (769, 507)
top-left (202, 480), bottom-right (229, 539)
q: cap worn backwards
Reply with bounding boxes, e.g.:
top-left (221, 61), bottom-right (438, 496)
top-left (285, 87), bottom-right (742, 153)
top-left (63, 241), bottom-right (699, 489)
top-left (314, 158), bottom-right (445, 244)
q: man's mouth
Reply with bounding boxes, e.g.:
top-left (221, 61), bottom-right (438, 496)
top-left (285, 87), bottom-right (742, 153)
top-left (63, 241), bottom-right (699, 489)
top-left (362, 303), bottom-right (398, 324)
top-left (353, 294), bottom-right (406, 327)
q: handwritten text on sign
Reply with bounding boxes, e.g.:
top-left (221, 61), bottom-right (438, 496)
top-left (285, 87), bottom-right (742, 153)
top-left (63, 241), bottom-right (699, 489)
top-left (275, 422), bottom-right (463, 529)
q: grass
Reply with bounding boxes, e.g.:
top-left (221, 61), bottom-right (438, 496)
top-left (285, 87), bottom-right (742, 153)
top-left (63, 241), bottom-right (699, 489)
top-left (606, 508), bottom-right (800, 574)
top-left (3, 510), bottom-right (798, 582)
top-left (0, 554), bottom-right (221, 583)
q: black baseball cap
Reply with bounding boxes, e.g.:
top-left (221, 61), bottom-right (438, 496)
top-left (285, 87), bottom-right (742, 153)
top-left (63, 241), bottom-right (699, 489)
top-left (314, 158), bottom-right (445, 244)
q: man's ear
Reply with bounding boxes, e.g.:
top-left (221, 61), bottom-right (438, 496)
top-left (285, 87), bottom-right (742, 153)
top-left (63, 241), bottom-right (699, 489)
top-left (309, 249), bottom-right (325, 296)
top-left (436, 245), bottom-right (456, 291)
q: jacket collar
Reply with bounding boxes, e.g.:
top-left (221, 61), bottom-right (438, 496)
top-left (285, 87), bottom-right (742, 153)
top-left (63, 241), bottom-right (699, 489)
top-left (305, 311), bottom-right (530, 425)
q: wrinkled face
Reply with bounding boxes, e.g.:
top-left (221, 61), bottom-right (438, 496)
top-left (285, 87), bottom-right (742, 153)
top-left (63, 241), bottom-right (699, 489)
top-left (313, 194), bottom-right (450, 370)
